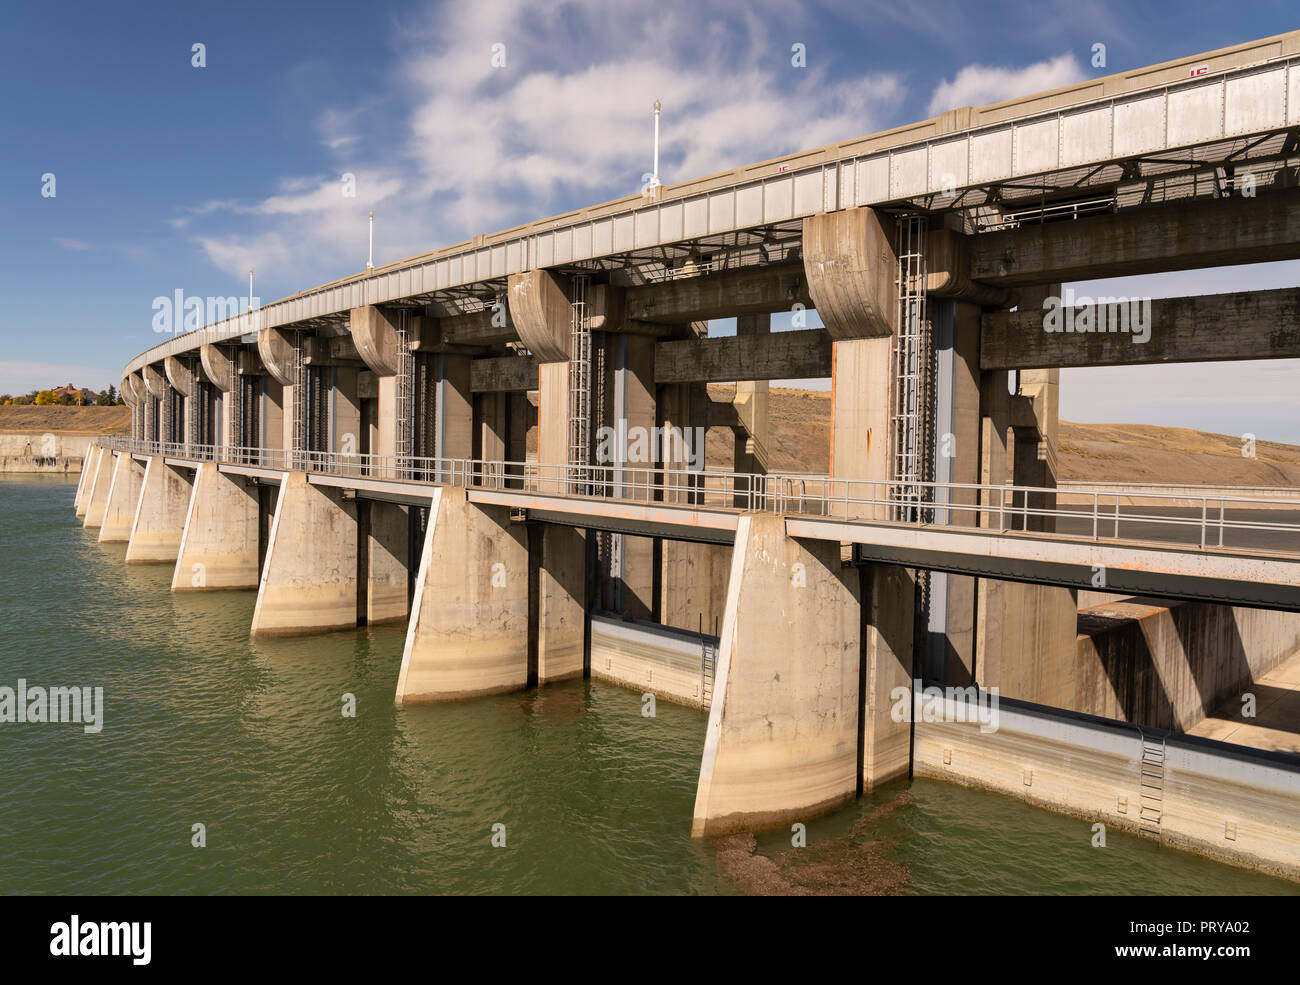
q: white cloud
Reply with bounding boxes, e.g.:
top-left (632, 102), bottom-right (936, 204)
top-left (927, 53), bottom-right (1084, 116)
top-left (180, 0), bottom-right (904, 284)
top-left (52, 237), bottom-right (95, 252)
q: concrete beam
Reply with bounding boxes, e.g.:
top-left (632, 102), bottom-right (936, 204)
top-left (969, 189), bottom-right (1300, 287)
top-left (471, 354), bottom-right (539, 393)
top-left (625, 262), bottom-right (812, 324)
top-left (654, 327), bottom-right (831, 383)
top-left (304, 333), bottom-right (364, 366)
top-left (981, 287), bottom-right (1300, 369)
top-left (803, 208), bottom-right (897, 339)
top-left (438, 308), bottom-right (516, 347)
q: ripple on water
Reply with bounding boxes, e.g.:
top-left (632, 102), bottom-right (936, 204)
top-left (0, 476), bottom-right (1295, 895)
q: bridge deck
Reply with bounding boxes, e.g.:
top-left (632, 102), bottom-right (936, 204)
top-left (113, 439), bottom-right (1300, 610)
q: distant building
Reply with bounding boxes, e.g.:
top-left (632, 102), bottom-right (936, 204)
top-left (51, 383), bottom-right (96, 404)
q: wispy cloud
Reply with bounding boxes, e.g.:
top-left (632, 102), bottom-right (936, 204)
top-left (927, 53), bottom-right (1085, 116)
top-left (180, 0), bottom-right (905, 283)
top-left (52, 237), bottom-right (96, 252)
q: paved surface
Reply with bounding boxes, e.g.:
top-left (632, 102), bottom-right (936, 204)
top-left (1189, 650), bottom-right (1300, 755)
top-left (1055, 506), bottom-right (1300, 554)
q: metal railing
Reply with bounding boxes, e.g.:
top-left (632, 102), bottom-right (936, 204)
top-left (100, 438), bottom-right (1300, 554)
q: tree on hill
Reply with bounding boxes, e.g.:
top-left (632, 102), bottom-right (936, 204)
top-left (97, 385), bottom-right (119, 406)
top-left (34, 390), bottom-right (58, 406)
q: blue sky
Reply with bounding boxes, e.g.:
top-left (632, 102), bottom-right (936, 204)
top-left (2, 0), bottom-right (1297, 440)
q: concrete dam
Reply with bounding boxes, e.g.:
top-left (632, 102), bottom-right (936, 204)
top-left (77, 30), bottom-right (1300, 878)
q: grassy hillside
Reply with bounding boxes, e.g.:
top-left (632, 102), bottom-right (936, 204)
top-left (0, 405), bottom-right (131, 435)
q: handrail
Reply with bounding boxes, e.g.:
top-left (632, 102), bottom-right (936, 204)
top-left (100, 437), bottom-right (1300, 555)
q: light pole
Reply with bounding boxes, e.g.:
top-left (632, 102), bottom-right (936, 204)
top-left (368, 211), bottom-right (374, 269)
top-left (652, 99), bottom-right (661, 188)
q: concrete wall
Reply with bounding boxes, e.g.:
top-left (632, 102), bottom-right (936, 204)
top-left (1073, 597), bottom-right (1300, 732)
top-left (981, 593), bottom-right (1300, 733)
top-left (590, 613), bottom-right (714, 710)
top-left (915, 697), bottom-right (1300, 881)
top-left (0, 432), bottom-right (96, 473)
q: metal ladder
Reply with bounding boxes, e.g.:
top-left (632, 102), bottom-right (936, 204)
top-left (567, 276), bottom-right (592, 495)
top-left (394, 309), bottom-right (412, 474)
top-left (292, 331), bottom-right (307, 469)
top-left (890, 214), bottom-right (933, 524)
top-left (700, 615), bottom-right (717, 710)
top-left (1138, 732), bottom-right (1166, 838)
top-left (228, 345), bottom-right (242, 458)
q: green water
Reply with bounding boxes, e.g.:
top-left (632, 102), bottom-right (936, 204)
top-left (1, 475), bottom-right (1295, 895)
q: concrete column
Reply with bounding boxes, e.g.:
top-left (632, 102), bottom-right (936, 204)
top-left (363, 500), bottom-right (409, 625)
top-left (975, 342), bottom-right (1078, 694)
top-left (537, 525), bottom-right (586, 683)
top-left (82, 447), bottom-right (116, 529)
top-left (692, 514), bottom-right (861, 837)
top-left (536, 361), bottom-right (568, 492)
top-left (377, 376), bottom-right (396, 460)
top-left (613, 334), bottom-right (656, 619)
top-left (926, 299), bottom-right (982, 684)
top-left (125, 456), bottom-right (195, 564)
top-left (829, 336), bottom-right (891, 497)
top-left (436, 354), bottom-right (473, 460)
top-left (171, 463), bottom-right (259, 589)
top-left (281, 384), bottom-right (294, 454)
top-left (332, 366), bottom-right (361, 456)
top-left (98, 453), bottom-right (145, 544)
top-left (395, 487), bottom-right (530, 703)
top-left (250, 473), bottom-right (358, 636)
top-left (732, 313), bottom-right (770, 485)
top-left (862, 563), bottom-right (915, 790)
top-left (262, 379), bottom-right (286, 451)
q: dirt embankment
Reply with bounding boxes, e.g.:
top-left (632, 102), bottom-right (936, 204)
top-left (0, 406), bottom-right (131, 435)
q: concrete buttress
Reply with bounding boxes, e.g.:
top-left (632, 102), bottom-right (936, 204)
top-left (692, 513), bottom-right (861, 836)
